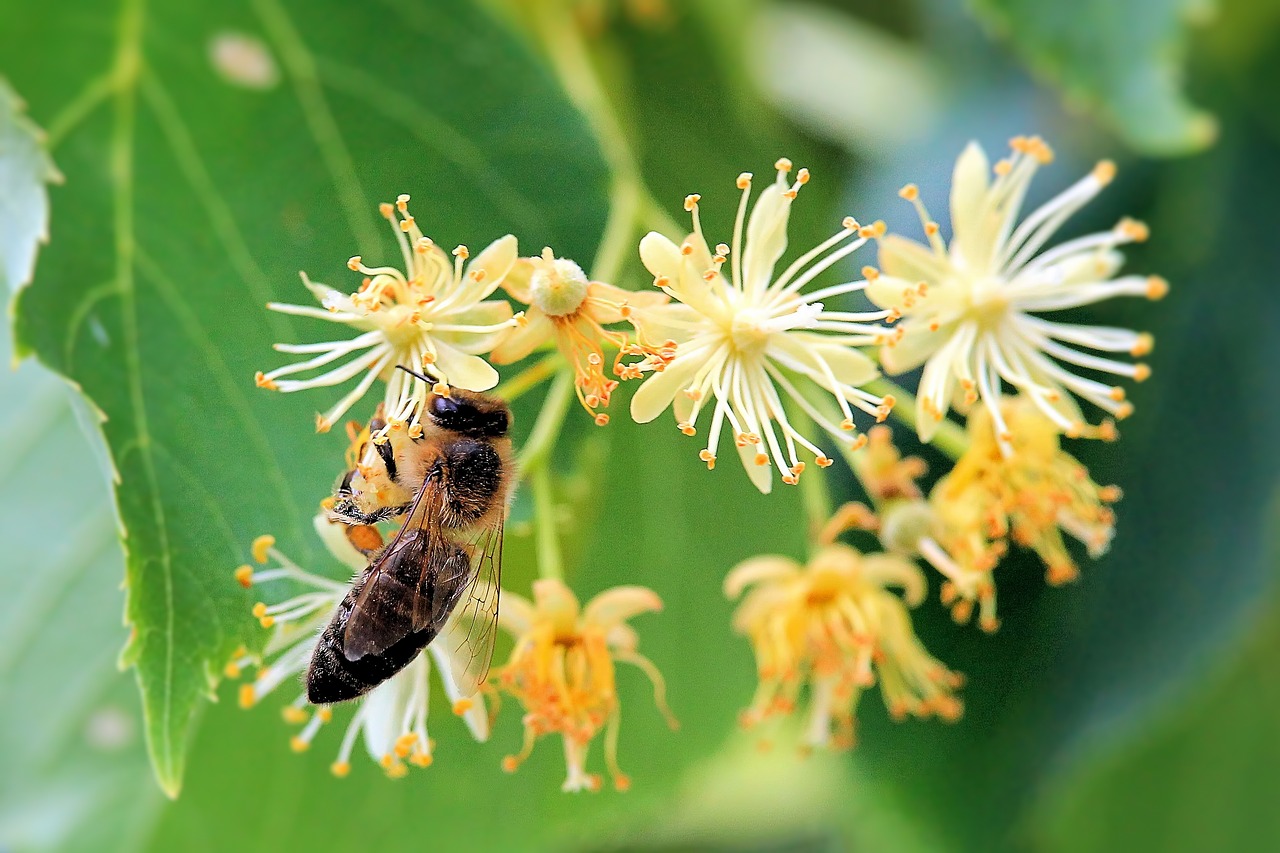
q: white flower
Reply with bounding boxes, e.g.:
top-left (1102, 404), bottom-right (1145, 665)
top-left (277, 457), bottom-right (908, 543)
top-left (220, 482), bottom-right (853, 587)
top-left (256, 194), bottom-right (520, 433)
top-left (868, 136), bottom-right (1164, 448)
top-left (231, 514), bottom-right (489, 778)
top-left (629, 160), bottom-right (894, 494)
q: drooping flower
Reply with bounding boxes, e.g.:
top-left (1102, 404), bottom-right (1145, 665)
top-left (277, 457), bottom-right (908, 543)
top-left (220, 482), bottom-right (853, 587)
top-left (256, 195), bottom-right (520, 433)
top-left (628, 160), bottom-right (896, 493)
top-left (230, 515), bottom-right (490, 777)
top-left (493, 578), bottom-right (677, 792)
top-left (490, 248), bottom-right (668, 424)
top-left (920, 396), bottom-right (1121, 631)
top-left (726, 542), bottom-right (962, 751)
top-left (868, 136), bottom-right (1164, 448)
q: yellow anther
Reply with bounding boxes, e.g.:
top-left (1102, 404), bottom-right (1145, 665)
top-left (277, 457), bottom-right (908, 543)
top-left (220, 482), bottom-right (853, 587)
top-left (347, 255), bottom-right (362, 270)
top-left (1119, 218), bottom-right (1150, 242)
top-left (251, 535), bottom-right (275, 564)
top-left (379, 202), bottom-right (394, 218)
top-left (754, 453), bottom-right (769, 466)
top-left (842, 216), bottom-right (859, 230)
top-left (994, 159), bottom-right (1012, 176)
top-left (678, 423), bottom-right (696, 436)
top-left (774, 157), bottom-right (793, 172)
top-left (282, 706), bottom-right (308, 724)
top-left (330, 761), bottom-right (351, 778)
top-left (1092, 160), bottom-right (1117, 185)
top-left (252, 602), bottom-right (268, 618)
top-left (861, 265), bottom-right (879, 281)
top-left (1131, 333), bottom-right (1154, 356)
top-left (815, 456), bottom-right (833, 468)
top-left (796, 167), bottom-right (810, 184)
top-left (399, 216), bottom-right (414, 232)
top-left (684, 193), bottom-right (701, 211)
top-left (699, 449), bottom-right (716, 469)
top-left (452, 245), bottom-right (469, 259)
top-left (1146, 276), bottom-right (1169, 300)
top-left (253, 371), bottom-right (278, 390)
top-left (1133, 364), bottom-right (1151, 382)
top-left (594, 414), bottom-right (610, 426)
top-left (223, 662), bottom-right (241, 679)
top-left (453, 698), bottom-right (474, 716)
top-left (235, 565), bottom-right (254, 588)
top-left (737, 172), bottom-right (752, 189)
top-left (238, 684), bottom-right (256, 709)
top-left (898, 183), bottom-right (919, 201)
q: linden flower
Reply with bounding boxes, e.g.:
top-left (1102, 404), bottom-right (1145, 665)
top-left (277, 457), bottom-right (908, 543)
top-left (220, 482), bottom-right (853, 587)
top-left (921, 396), bottom-right (1121, 631)
top-left (868, 136), bottom-right (1165, 448)
top-left (491, 248), bottom-right (668, 424)
top-left (229, 515), bottom-right (489, 778)
top-left (494, 578), bottom-right (677, 792)
top-left (726, 543), bottom-right (962, 750)
top-left (256, 194), bottom-right (519, 432)
top-left (630, 160), bottom-right (895, 494)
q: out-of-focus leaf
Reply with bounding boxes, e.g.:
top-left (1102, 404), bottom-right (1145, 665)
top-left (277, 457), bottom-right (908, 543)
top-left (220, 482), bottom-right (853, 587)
top-left (1031, 500), bottom-right (1280, 851)
top-left (969, 0), bottom-right (1217, 155)
top-left (0, 314), bottom-right (156, 852)
top-left (0, 77), bottom-right (60, 295)
top-left (2, 0), bottom-right (609, 797)
top-left (748, 2), bottom-right (943, 157)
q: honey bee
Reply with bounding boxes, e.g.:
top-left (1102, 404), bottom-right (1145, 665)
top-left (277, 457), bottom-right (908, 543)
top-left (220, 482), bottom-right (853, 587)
top-left (306, 371), bottom-right (513, 705)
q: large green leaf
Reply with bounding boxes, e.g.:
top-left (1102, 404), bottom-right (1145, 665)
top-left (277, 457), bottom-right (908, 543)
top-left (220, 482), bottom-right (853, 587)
top-left (3, 0), bottom-right (609, 797)
top-left (969, 0), bottom-right (1217, 155)
top-left (0, 77), bottom-right (60, 294)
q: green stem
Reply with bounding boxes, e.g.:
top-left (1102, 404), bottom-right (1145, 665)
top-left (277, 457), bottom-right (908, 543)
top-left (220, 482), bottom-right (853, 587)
top-left (531, 465), bottom-right (564, 582)
top-left (518, 369), bottom-right (575, 474)
top-left (867, 377), bottom-right (970, 460)
top-left (493, 352), bottom-right (561, 403)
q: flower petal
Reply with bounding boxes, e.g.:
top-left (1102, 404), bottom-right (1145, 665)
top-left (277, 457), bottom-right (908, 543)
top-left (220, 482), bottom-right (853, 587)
top-left (312, 513), bottom-right (367, 572)
top-left (359, 667), bottom-right (414, 761)
top-left (497, 589), bottom-right (536, 637)
top-left (584, 281), bottom-right (668, 324)
top-left (878, 235), bottom-right (949, 285)
top-left (630, 353), bottom-right (702, 423)
top-left (772, 333), bottom-right (879, 390)
top-left (501, 257), bottom-right (535, 304)
top-left (490, 309), bottom-right (553, 364)
top-left (433, 342), bottom-right (499, 391)
top-left (639, 231), bottom-right (683, 281)
top-left (860, 553), bottom-right (927, 607)
top-left (880, 320), bottom-right (949, 375)
top-left (467, 234), bottom-right (519, 298)
top-left (723, 554), bottom-right (802, 599)
top-left (532, 577), bottom-right (581, 631)
top-left (736, 439), bottom-right (773, 494)
top-left (428, 642), bottom-right (490, 742)
top-left (582, 585), bottom-right (663, 629)
top-left (742, 180), bottom-right (792, 290)
top-left (950, 141), bottom-right (990, 247)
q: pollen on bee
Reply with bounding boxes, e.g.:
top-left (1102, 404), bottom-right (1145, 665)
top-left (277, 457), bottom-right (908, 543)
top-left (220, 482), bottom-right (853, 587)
top-left (235, 564), bottom-right (254, 587)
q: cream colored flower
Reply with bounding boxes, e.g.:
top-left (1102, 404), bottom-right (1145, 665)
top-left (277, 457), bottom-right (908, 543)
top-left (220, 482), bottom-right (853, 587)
top-left (257, 195), bottom-right (519, 432)
top-left (230, 515), bottom-right (489, 778)
top-left (726, 543), bottom-right (962, 750)
top-left (493, 578), bottom-right (677, 792)
top-left (491, 248), bottom-right (668, 424)
top-left (868, 136), bottom-right (1164, 448)
top-left (629, 160), bottom-right (894, 493)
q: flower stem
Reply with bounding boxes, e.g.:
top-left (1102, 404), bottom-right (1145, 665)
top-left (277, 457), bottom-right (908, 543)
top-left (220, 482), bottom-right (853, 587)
top-left (518, 369), bottom-right (575, 475)
top-left (531, 465), bottom-right (564, 582)
top-left (494, 353), bottom-right (561, 404)
top-left (866, 377), bottom-right (970, 460)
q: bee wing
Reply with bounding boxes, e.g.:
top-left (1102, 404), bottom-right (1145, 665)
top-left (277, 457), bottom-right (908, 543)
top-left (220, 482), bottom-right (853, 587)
top-left (342, 473), bottom-right (448, 661)
top-left (440, 516), bottom-right (503, 698)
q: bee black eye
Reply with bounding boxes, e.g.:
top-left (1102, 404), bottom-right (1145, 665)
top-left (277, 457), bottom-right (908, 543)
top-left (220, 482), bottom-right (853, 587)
top-left (430, 395), bottom-right (460, 418)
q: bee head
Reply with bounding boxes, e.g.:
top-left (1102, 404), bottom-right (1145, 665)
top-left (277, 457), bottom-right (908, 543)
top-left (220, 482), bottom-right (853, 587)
top-left (426, 390), bottom-right (510, 438)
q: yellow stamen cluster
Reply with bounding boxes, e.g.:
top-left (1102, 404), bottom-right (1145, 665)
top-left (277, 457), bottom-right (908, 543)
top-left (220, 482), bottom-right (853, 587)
top-left (725, 542), bottom-right (962, 752)
top-left (925, 397), bottom-right (1120, 631)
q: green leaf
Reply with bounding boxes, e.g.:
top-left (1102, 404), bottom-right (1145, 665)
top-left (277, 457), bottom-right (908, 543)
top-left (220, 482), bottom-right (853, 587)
top-left (1031, 500), bottom-right (1280, 851)
top-left (969, 0), bottom-right (1217, 155)
top-left (0, 310), bottom-right (157, 852)
top-left (0, 77), bottom-right (60, 297)
top-left (3, 0), bottom-right (608, 797)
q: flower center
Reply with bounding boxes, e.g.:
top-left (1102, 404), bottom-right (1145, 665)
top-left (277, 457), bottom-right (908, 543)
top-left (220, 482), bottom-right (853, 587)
top-left (961, 275), bottom-right (1010, 329)
top-left (729, 307), bottom-right (771, 353)
top-left (530, 258), bottom-right (590, 317)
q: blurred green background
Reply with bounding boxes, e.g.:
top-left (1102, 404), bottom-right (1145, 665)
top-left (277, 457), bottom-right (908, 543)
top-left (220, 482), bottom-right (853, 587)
top-left (2, 0), bottom-right (1278, 850)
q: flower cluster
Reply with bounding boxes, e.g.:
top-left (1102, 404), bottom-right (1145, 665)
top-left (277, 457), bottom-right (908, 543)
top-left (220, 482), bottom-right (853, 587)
top-left (239, 133), bottom-right (1162, 780)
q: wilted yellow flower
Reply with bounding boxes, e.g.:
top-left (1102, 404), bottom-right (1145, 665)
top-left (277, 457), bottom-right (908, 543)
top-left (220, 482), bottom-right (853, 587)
top-left (922, 396), bottom-right (1120, 631)
top-left (725, 543), bottom-right (962, 751)
top-left (230, 515), bottom-right (489, 778)
top-left (257, 195), bottom-right (520, 432)
top-left (868, 137), bottom-right (1163, 448)
top-left (493, 578), bottom-right (677, 792)
top-left (491, 247), bottom-right (668, 424)
top-left (629, 160), bottom-right (895, 493)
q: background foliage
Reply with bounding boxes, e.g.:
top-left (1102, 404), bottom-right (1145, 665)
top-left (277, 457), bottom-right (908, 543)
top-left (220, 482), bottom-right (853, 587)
top-left (2, 0), bottom-right (1278, 850)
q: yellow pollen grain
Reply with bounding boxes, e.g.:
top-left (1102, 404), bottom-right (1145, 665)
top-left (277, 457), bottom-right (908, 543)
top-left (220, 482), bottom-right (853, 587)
top-left (235, 565), bottom-right (253, 587)
top-left (898, 183), bottom-right (919, 201)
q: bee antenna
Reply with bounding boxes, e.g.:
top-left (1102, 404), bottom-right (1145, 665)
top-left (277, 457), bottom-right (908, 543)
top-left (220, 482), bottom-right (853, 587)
top-left (395, 364), bottom-right (436, 385)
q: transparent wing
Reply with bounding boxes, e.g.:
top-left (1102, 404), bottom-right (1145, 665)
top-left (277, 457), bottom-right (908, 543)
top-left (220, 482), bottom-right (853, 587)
top-left (442, 517), bottom-right (503, 698)
top-left (342, 474), bottom-right (445, 660)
